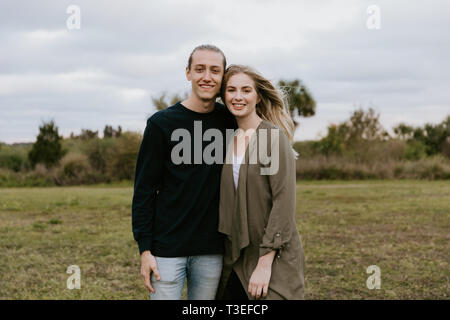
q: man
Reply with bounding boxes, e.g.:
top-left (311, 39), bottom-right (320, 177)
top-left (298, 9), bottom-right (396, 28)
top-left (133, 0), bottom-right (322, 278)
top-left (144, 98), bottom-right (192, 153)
top-left (132, 44), bottom-right (237, 300)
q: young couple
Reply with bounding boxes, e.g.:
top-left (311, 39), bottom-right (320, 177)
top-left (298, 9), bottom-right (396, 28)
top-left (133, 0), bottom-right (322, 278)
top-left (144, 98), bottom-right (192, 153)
top-left (132, 44), bottom-right (305, 300)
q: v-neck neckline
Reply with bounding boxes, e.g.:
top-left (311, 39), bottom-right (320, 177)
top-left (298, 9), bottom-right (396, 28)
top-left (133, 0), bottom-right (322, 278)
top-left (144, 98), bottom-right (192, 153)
top-left (231, 120), bottom-right (265, 196)
top-left (232, 120), bottom-right (264, 158)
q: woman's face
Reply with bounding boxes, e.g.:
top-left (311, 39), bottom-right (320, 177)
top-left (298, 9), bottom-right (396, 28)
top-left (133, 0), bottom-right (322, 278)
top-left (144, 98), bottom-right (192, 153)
top-left (224, 73), bottom-right (260, 119)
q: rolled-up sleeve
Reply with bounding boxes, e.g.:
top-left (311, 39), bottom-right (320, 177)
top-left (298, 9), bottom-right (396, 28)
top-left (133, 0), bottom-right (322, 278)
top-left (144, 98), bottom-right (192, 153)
top-left (132, 118), bottom-right (165, 255)
top-left (259, 129), bottom-right (296, 258)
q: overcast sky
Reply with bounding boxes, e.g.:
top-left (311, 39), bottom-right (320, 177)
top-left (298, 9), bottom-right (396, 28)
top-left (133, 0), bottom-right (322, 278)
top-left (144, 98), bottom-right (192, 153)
top-left (0, 0), bottom-right (449, 144)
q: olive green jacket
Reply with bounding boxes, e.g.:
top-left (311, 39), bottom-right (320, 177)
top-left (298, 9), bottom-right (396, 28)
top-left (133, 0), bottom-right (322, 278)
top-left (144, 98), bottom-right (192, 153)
top-left (216, 120), bottom-right (306, 300)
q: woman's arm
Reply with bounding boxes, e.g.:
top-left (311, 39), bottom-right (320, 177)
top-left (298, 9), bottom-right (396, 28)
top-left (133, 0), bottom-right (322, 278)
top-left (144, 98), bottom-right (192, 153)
top-left (258, 128), bottom-right (297, 258)
top-left (249, 128), bottom-right (297, 299)
top-left (248, 250), bottom-right (276, 299)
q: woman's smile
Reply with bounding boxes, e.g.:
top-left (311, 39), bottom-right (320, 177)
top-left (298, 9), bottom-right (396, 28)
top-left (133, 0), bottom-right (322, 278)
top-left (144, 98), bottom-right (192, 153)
top-left (231, 102), bottom-right (246, 110)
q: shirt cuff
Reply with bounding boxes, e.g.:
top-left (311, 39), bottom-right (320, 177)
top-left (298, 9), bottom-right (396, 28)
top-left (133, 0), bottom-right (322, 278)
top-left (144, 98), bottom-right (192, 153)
top-left (138, 237), bottom-right (152, 255)
top-left (259, 231), bottom-right (284, 258)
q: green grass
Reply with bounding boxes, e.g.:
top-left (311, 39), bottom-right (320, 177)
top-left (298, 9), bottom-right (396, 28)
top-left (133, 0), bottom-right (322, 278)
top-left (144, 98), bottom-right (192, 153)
top-left (0, 180), bottom-right (448, 299)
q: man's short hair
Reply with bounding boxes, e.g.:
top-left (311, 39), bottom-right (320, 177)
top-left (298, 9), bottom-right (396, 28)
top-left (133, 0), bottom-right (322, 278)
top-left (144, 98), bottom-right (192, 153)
top-left (187, 44), bottom-right (227, 71)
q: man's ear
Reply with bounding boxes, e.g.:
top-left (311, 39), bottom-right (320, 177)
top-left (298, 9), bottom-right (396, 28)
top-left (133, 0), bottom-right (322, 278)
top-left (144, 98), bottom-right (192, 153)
top-left (186, 67), bottom-right (191, 81)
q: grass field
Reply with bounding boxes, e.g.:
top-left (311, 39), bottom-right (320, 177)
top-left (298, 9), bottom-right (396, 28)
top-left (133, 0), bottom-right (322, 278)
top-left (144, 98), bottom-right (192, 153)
top-left (0, 180), bottom-right (449, 299)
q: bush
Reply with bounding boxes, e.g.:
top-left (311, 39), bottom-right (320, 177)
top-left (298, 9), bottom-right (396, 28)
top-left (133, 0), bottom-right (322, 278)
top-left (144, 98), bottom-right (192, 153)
top-left (106, 132), bottom-right (142, 181)
top-left (0, 167), bottom-right (54, 187)
top-left (28, 120), bottom-right (66, 169)
top-left (53, 153), bottom-right (106, 186)
top-left (296, 155), bottom-right (450, 180)
top-left (0, 153), bottom-right (24, 172)
top-left (405, 140), bottom-right (427, 160)
top-left (296, 156), bottom-right (380, 180)
top-left (315, 108), bottom-right (389, 158)
top-left (81, 138), bottom-right (114, 174)
top-left (402, 156), bottom-right (450, 179)
top-left (393, 115), bottom-right (449, 157)
top-left (441, 137), bottom-right (450, 158)
top-left (293, 141), bottom-right (317, 158)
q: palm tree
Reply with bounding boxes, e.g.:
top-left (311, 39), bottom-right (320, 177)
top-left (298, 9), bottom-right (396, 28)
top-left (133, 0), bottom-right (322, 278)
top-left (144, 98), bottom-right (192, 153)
top-left (277, 79), bottom-right (316, 129)
top-left (151, 92), bottom-right (189, 111)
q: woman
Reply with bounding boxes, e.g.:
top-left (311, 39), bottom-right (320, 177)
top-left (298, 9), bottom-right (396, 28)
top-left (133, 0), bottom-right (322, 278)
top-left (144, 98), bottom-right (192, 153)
top-left (216, 65), bottom-right (306, 300)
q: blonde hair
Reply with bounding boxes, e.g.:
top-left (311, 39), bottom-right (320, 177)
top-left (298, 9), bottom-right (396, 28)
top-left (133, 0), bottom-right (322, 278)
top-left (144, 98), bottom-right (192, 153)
top-left (221, 64), bottom-right (295, 143)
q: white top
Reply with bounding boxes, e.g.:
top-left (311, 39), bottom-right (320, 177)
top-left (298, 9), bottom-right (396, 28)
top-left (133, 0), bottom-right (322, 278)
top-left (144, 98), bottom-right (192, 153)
top-left (232, 152), bottom-right (245, 190)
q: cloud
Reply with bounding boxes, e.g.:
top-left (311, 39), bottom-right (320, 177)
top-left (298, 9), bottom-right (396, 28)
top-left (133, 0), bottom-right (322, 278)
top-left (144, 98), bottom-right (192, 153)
top-left (0, 0), bottom-right (449, 143)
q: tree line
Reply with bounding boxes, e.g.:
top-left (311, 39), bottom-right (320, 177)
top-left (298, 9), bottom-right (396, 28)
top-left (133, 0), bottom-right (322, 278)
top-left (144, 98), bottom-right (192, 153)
top-left (0, 77), bottom-right (448, 185)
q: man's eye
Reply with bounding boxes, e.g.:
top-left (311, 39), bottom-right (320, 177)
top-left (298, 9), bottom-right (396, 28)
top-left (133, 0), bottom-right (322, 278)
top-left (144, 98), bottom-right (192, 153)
top-left (212, 70), bottom-right (219, 73)
top-left (196, 68), bottom-right (203, 72)
top-left (227, 89), bottom-right (235, 92)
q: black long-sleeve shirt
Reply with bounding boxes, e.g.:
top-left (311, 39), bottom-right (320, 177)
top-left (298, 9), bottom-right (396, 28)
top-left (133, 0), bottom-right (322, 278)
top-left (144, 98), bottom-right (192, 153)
top-left (132, 102), bottom-right (237, 257)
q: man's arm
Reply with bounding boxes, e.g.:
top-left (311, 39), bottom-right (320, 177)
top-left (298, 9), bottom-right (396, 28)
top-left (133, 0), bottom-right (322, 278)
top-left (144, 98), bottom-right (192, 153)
top-left (132, 117), bottom-right (165, 254)
top-left (132, 117), bottom-right (165, 293)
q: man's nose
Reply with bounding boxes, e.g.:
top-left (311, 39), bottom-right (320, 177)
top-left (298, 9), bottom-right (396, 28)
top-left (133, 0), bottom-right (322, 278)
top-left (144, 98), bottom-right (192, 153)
top-left (203, 70), bottom-right (212, 81)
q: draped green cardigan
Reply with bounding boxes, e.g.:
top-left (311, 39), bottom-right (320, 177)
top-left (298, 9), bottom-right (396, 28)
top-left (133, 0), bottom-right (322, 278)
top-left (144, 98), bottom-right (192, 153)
top-left (216, 120), bottom-right (306, 300)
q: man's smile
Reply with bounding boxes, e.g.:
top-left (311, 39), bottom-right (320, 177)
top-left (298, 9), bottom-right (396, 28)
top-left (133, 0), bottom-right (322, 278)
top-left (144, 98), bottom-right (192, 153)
top-left (199, 84), bottom-right (215, 90)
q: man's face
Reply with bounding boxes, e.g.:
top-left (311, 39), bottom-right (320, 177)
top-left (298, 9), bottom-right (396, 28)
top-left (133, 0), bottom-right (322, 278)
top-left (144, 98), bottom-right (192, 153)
top-left (186, 50), bottom-right (224, 102)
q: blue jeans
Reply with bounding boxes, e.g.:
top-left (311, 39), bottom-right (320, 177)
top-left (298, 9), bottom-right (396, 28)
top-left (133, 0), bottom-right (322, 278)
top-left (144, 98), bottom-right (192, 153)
top-left (149, 254), bottom-right (223, 300)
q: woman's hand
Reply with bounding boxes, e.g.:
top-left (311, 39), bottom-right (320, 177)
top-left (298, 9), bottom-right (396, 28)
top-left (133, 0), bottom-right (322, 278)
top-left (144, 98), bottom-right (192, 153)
top-left (248, 250), bottom-right (276, 299)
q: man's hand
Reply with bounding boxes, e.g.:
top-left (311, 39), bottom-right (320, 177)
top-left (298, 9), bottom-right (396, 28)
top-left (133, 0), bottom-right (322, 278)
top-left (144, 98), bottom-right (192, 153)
top-left (140, 250), bottom-right (160, 293)
top-left (248, 250), bottom-right (276, 299)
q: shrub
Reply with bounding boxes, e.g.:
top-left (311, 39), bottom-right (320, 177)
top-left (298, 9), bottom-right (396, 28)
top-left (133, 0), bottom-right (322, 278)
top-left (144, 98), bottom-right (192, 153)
top-left (28, 120), bottom-right (66, 169)
top-left (0, 153), bottom-right (24, 172)
top-left (441, 137), bottom-right (450, 158)
top-left (106, 132), bottom-right (142, 181)
top-left (296, 155), bottom-right (450, 180)
top-left (405, 140), bottom-right (427, 160)
top-left (0, 167), bottom-right (54, 187)
top-left (293, 141), bottom-right (317, 158)
top-left (81, 138), bottom-right (114, 174)
top-left (53, 153), bottom-right (105, 186)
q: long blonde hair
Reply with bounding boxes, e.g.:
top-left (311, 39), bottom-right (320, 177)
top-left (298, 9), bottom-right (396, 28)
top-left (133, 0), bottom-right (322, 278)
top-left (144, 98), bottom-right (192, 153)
top-left (221, 64), bottom-right (295, 143)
